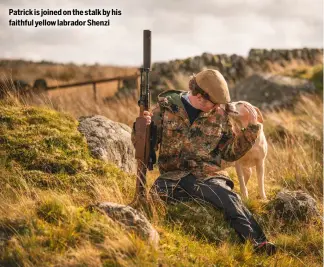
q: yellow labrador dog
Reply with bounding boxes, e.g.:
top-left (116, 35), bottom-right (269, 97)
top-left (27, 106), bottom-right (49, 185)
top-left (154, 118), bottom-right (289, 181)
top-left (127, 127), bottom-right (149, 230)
top-left (225, 101), bottom-right (267, 200)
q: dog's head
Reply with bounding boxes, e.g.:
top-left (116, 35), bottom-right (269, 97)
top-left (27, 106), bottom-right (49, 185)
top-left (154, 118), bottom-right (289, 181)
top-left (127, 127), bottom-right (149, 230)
top-left (225, 101), bottom-right (264, 128)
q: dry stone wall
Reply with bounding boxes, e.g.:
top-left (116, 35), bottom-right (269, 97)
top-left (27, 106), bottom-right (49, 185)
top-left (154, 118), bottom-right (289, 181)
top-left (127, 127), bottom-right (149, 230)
top-left (150, 48), bottom-right (323, 100)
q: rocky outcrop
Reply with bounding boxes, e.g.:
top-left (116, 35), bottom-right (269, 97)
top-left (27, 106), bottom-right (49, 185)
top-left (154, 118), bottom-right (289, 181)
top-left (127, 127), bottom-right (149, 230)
top-left (77, 115), bottom-right (136, 174)
top-left (231, 73), bottom-right (316, 110)
top-left (96, 202), bottom-right (159, 247)
top-left (272, 190), bottom-right (319, 222)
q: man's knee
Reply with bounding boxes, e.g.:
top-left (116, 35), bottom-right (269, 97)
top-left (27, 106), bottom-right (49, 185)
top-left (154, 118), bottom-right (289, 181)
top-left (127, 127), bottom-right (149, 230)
top-left (200, 180), bottom-right (244, 213)
top-left (149, 178), bottom-right (175, 202)
top-left (150, 178), bottom-right (191, 203)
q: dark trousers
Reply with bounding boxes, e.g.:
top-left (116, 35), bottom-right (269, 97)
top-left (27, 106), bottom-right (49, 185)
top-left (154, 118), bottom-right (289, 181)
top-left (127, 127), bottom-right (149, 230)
top-left (150, 174), bottom-right (267, 244)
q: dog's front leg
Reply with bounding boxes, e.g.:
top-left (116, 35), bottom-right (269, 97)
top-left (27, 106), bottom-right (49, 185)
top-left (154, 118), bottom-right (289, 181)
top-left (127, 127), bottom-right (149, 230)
top-left (242, 167), bottom-right (252, 185)
top-left (235, 162), bottom-right (249, 199)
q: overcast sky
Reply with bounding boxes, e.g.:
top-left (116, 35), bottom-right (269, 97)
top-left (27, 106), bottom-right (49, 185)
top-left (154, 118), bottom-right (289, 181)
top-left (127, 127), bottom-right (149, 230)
top-left (0, 0), bottom-right (323, 66)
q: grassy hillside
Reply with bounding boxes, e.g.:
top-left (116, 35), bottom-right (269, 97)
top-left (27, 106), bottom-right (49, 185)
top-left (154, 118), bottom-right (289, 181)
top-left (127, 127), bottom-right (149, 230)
top-left (0, 88), bottom-right (322, 266)
top-left (0, 59), bottom-right (323, 266)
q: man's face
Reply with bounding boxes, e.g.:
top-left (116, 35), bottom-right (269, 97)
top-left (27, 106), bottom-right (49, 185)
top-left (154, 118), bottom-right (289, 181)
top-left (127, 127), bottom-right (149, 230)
top-left (196, 94), bottom-right (215, 112)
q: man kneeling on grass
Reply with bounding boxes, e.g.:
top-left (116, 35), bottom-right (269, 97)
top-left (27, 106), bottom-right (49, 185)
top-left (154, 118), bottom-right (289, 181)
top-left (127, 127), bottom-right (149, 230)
top-left (132, 69), bottom-right (276, 255)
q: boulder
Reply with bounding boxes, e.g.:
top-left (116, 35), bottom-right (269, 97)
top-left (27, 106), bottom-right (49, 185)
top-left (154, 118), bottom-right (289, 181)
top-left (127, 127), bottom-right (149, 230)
top-left (33, 79), bottom-right (48, 90)
top-left (231, 73), bottom-right (316, 110)
top-left (77, 115), bottom-right (136, 174)
top-left (96, 202), bottom-right (159, 247)
top-left (272, 190), bottom-right (319, 222)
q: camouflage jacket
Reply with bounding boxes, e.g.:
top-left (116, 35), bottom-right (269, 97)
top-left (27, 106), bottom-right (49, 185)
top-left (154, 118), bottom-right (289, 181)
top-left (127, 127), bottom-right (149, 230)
top-left (132, 90), bottom-right (261, 182)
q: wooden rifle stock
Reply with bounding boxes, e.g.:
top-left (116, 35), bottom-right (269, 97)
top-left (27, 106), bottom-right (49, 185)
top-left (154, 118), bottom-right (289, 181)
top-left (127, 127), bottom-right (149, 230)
top-left (133, 30), bottom-right (152, 201)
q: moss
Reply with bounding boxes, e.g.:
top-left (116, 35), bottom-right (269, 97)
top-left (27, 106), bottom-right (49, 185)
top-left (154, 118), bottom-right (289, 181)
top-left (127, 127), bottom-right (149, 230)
top-left (37, 199), bottom-right (67, 224)
top-left (281, 64), bottom-right (323, 93)
top-left (310, 66), bottom-right (323, 92)
top-left (0, 104), bottom-right (106, 188)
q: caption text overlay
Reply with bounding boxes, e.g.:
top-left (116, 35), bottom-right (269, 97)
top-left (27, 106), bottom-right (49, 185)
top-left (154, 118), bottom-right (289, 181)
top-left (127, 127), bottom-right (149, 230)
top-left (8, 8), bottom-right (122, 27)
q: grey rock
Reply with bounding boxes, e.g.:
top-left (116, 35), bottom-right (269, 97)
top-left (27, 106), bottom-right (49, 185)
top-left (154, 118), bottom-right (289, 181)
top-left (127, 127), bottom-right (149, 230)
top-left (13, 80), bottom-right (31, 91)
top-left (201, 52), bottom-right (214, 65)
top-left (231, 73), bottom-right (316, 110)
top-left (33, 79), bottom-right (47, 90)
top-left (229, 67), bottom-right (237, 76)
top-left (78, 115), bottom-right (136, 174)
top-left (296, 49), bottom-right (303, 59)
top-left (270, 49), bottom-right (278, 61)
top-left (160, 63), bottom-right (170, 74)
top-left (151, 63), bottom-right (160, 73)
top-left (152, 62), bottom-right (171, 76)
top-left (301, 48), bottom-right (310, 61)
top-left (97, 202), bottom-right (159, 246)
top-left (273, 190), bottom-right (319, 221)
top-left (190, 56), bottom-right (205, 71)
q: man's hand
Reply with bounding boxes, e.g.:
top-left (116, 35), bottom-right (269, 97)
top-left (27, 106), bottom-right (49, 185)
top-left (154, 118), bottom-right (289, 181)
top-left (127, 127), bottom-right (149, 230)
top-left (143, 111), bottom-right (152, 125)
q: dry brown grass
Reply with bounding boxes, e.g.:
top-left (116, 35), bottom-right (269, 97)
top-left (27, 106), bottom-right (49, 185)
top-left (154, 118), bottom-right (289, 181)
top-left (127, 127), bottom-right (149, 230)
top-left (1, 60), bottom-right (140, 126)
top-left (25, 85), bottom-right (140, 126)
top-left (265, 60), bottom-right (321, 73)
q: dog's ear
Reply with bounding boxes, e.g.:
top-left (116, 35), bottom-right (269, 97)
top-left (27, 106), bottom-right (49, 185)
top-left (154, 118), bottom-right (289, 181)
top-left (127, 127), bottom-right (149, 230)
top-left (253, 106), bottom-right (264, 123)
top-left (225, 103), bottom-right (239, 114)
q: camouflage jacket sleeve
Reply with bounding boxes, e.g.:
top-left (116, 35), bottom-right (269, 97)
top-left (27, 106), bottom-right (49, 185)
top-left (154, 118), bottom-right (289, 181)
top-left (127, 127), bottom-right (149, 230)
top-left (151, 103), bottom-right (163, 151)
top-left (217, 117), bottom-right (261, 162)
top-left (131, 103), bottom-right (163, 151)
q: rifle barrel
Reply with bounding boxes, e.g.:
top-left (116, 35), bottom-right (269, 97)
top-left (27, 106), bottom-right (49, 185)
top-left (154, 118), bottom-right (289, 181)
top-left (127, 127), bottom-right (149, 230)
top-left (143, 30), bottom-right (151, 69)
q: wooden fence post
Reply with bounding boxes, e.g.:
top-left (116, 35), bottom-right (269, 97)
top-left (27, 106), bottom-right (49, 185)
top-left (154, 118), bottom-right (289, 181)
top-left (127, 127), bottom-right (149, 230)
top-left (117, 79), bottom-right (121, 90)
top-left (93, 83), bottom-right (97, 102)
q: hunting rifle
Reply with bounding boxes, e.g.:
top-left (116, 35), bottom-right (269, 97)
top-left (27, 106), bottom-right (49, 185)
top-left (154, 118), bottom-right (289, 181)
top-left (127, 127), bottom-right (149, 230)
top-left (132, 30), bottom-right (157, 203)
